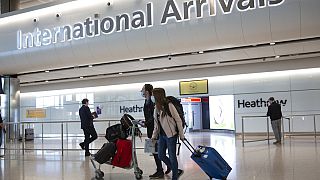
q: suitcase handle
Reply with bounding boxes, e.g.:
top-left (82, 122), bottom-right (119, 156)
top-left (182, 138), bottom-right (201, 157)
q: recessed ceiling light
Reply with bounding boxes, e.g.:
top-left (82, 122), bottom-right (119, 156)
top-left (199, 51), bottom-right (204, 54)
top-left (45, 80), bottom-right (49, 83)
top-left (139, 58), bottom-right (144, 61)
top-left (88, 65), bottom-right (93, 68)
top-left (45, 70), bottom-right (50, 73)
top-left (80, 76), bottom-right (83, 79)
top-left (119, 72), bottom-right (123, 75)
top-left (216, 61), bottom-right (220, 64)
top-left (275, 55), bottom-right (280, 58)
top-left (270, 42), bottom-right (276, 45)
top-left (163, 68), bottom-right (168, 71)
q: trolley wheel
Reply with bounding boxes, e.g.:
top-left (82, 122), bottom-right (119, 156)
top-left (135, 173), bottom-right (142, 180)
top-left (137, 168), bottom-right (143, 175)
top-left (95, 170), bottom-right (104, 179)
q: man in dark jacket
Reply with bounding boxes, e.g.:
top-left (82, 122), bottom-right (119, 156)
top-left (79, 98), bottom-right (97, 156)
top-left (0, 109), bottom-right (3, 149)
top-left (141, 84), bottom-right (164, 178)
top-left (267, 97), bottom-right (283, 144)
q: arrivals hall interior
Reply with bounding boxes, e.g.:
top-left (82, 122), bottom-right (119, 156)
top-left (1, 0), bottom-right (320, 179)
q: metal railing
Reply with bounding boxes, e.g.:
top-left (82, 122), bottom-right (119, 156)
top-left (284, 114), bottom-right (320, 138)
top-left (0, 119), bottom-right (128, 156)
top-left (241, 114), bottom-right (319, 146)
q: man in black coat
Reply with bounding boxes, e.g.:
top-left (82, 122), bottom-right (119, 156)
top-left (141, 84), bottom-right (164, 178)
top-left (79, 98), bottom-right (97, 156)
top-left (267, 97), bottom-right (283, 144)
top-left (0, 109), bottom-right (3, 149)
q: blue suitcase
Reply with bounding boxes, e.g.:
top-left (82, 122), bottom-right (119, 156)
top-left (183, 139), bottom-right (232, 180)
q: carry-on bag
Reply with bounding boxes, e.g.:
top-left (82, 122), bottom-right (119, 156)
top-left (120, 114), bottom-right (134, 130)
top-left (94, 142), bottom-right (116, 164)
top-left (111, 139), bottom-right (132, 168)
top-left (183, 139), bottom-right (232, 180)
top-left (25, 128), bottom-right (34, 141)
top-left (105, 124), bottom-right (128, 143)
top-left (144, 139), bottom-right (157, 154)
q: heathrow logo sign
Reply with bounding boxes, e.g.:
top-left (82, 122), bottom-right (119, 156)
top-left (17, 0), bottom-right (285, 49)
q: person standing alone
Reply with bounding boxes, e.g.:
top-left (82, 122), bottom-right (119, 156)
top-left (0, 109), bottom-right (4, 157)
top-left (79, 98), bottom-right (97, 156)
top-left (267, 97), bottom-right (283, 144)
top-left (141, 84), bottom-right (164, 178)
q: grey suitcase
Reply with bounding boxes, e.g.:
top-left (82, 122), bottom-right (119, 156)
top-left (25, 128), bottom-right (34, 141)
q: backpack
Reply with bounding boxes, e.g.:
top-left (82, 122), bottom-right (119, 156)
top-left (105, 124), bottom-right (128, 143)
top-left (165, 96), bottom-right (187, 131)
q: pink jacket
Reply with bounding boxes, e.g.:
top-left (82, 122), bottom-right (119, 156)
top-left (152, 103), bottom-right (185, 139)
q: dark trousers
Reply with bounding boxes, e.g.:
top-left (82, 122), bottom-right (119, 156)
top-left (0, 129), bottom-right (2, 147)
top-left (153, 142), bottom-right (163, 172)
top-left (82, 126), bottom-right (97, 153)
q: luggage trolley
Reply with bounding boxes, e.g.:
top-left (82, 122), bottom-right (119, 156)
top-left (90, 119), bottom-right (143, 180)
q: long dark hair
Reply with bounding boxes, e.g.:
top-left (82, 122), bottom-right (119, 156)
top-left (152, 88), bottom-right (168, 117)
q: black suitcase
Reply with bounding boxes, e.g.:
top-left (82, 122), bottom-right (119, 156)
top-left (105, 124), bottom-right (128, 142)
top-left (94, 142), bottom-right (116, 164)
top-left (25, 128), bottom-right (34, 141)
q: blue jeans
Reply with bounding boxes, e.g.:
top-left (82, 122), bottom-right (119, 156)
top-left (158, 135), bottom-right (178, 180)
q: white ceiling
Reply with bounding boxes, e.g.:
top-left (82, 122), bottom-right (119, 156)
top-left (1, 0), bottom-right (319, 86)
top-left (18, 38), bottom-right (320, 85)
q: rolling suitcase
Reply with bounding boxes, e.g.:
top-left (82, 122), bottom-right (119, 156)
top-left (183, 139), bottom-right (232, 180)
top-left (25, 128), bottom-right (34, 141)
top-left (94, 142), bottom-right (116, 164)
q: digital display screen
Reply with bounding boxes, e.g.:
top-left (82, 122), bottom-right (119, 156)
top-left (209, 95), bottom-right (235, 130)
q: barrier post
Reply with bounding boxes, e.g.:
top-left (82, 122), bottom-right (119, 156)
top-left (267, 117), bottom-right (270, 145)
top-left (314, 115), bottom-right (317, 139)
top-left (242, 117), bottom-right (244, 147)
top-left (61, 123), bottom-right (64, 156)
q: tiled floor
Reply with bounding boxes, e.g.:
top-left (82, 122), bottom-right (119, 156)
top-left (0, 132), bottom-right (319, 180)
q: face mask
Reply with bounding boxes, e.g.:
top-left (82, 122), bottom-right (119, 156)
top-left (150, 96), bottom-right (155, 103)
top-left (141, 91), bottom-right (145, 98)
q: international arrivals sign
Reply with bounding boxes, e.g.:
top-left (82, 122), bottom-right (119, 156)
top-left (17, 0), bottom-right (285, 49)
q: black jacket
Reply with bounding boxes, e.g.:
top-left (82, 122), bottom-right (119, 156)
top-left (79, 105), bottom-right (94, 129)
top-left (143, 98), bottom-right (155, 138)
top-left (267, 102), bottom-right (282, 121)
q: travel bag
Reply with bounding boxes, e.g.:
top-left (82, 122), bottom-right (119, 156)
top-left (105, 124), bottom-right (128, 143)
top-left (94, 142), bottom-right (116, 164)
top-left (111, 139), bottom-right (132, 168)
top-left (183, 139), bottom-right (232, 180)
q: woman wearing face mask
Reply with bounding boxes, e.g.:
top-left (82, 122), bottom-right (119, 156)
top-left (151, 88), bottom-right (185, 180)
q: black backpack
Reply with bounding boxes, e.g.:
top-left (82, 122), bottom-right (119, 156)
top-left (105, 124), bottom-right (128, 142)
top-left (165, 96), bottom-right (187, 131)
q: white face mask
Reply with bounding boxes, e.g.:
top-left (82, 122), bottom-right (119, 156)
top-left (141, 91), bottom-right (145, 98)
top-left (150, 96), bottom-right (155, 103)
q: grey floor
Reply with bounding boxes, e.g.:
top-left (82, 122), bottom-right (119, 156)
top-left (0, 132), bottom-right (319, 180)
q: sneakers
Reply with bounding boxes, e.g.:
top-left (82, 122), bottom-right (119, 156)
top-left (149, 171), bottom-right (164, 179)
top-left (79, 142), bottom-right (85, 150)
top-left (273, 141), bottom-right (281, 144)
top-left (178, 169), bottom-right (184, 178)
top-left (85, 152), bottom-right (91, 157)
